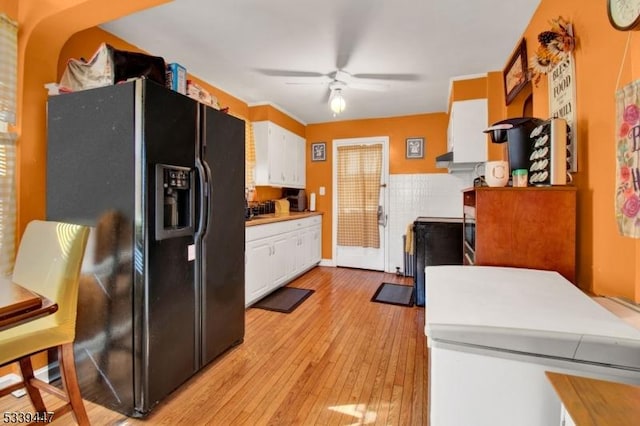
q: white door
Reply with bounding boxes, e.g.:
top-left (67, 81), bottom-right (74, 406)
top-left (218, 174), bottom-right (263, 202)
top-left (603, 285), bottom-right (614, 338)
top-left (333, 137), bottom-right (389, 271)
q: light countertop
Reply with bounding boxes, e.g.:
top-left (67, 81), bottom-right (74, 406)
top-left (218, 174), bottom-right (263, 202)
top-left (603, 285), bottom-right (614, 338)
top-left (245, 211), bottom-right (322, 227)
top-left (546, 371), bottom-right (640, 426)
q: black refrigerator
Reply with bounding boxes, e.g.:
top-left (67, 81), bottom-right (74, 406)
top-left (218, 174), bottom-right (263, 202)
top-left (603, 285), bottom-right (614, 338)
top-left (46, 79), bottom-right (245, 417)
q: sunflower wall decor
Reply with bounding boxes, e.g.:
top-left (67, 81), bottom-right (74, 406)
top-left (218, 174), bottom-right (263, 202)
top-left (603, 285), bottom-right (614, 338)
top-left (529, 17), bottom-right (576, 86)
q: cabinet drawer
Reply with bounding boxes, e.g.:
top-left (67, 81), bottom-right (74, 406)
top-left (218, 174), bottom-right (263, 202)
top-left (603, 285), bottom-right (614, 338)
top-left (246, 215), bottom-right (321, 242)
top-left (292, 215), bottom-right (321, 228)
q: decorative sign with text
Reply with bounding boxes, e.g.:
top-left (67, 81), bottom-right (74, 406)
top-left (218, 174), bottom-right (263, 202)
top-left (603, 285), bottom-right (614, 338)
top-left (548, 54), bottom-right (577, 172)
top-left (615, 80), bottom-right (640, 238)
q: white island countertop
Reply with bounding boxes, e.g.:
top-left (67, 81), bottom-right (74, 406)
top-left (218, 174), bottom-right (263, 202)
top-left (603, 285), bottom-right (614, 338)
top-left (424, 265), bottom-right (640, 369)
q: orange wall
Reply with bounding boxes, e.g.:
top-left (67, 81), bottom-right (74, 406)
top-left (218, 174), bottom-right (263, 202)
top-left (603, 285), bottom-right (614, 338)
top-left (449, 76), bottom-right (488, 106)
top-left (0, 0), bottom-right (16, 19)
top-left (306, 113), bottom-right (448, 258)
top-left (248, 104), bottom-right (305, 137)
top-left (487, 71), bottom-right (509, 161)
top-left (499, 1), bottom-right (640, 301)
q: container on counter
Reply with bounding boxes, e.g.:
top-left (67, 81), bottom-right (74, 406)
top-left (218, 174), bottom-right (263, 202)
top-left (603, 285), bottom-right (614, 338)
top-left (512, 169), bottom-right (528, 187)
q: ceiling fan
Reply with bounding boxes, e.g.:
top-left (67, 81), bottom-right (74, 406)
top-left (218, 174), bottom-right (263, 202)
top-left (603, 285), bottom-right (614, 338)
top-left (284, 69), bottom-right (400, 92)
top-left (257, 67), bottom-right (420, 116)
top-left (259, 68), bottom-right (420, 91)
top-left (254, 1), bottom-right (421, 115)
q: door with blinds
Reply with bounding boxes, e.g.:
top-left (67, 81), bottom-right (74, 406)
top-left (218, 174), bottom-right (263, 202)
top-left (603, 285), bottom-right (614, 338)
top-left (333, 137), bottom-right (389, 271)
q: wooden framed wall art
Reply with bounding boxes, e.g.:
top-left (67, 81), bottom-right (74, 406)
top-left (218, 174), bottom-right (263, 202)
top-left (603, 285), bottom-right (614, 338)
top-left (406, 137), bottom-right (424, 159)
top-left (311, 142), bottom-right (326, 161)
top-left (503, 39), bottom-right (529, 105)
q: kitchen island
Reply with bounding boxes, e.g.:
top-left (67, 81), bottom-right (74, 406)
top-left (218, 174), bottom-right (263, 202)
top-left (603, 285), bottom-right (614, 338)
top-left (424, 265), bottom-right (640, 426)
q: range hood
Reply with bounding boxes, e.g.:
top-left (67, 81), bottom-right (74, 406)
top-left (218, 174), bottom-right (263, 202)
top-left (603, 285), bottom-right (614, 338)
top-left (435, 151), bottom-right (478, 171)
top-left (435, 151), bottom-right (454, 168)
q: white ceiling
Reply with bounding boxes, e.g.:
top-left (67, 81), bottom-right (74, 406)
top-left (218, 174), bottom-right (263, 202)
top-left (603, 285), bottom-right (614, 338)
top-left (101, 0), bottom-right (540, 124)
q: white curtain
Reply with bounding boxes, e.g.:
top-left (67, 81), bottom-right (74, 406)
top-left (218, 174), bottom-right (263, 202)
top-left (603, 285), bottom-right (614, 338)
top-left (0, 14), bottom-right (17, 275)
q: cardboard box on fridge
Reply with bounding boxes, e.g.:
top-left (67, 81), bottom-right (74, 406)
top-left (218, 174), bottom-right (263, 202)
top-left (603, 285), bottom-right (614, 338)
top-left (166, 63), bottom-right (187, 94)
top-left (187, 80), bottom-right (219, 109)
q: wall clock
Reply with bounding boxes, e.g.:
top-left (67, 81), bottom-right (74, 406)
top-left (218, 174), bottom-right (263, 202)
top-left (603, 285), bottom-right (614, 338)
top-left (608, 0), bottom-right (640, 31)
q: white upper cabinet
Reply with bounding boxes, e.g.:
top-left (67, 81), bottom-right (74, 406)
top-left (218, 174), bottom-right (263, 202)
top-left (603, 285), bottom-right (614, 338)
top-left (448, 99), bottom-right (488, 164)
top-left (253, 121), bottom-right (305, 188)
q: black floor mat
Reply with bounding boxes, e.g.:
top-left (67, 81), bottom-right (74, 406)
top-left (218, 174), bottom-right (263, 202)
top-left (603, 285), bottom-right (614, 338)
top-left (371, 283), bottom-right (414, 307)
top-left (252, 287), bottom-right (315, 313)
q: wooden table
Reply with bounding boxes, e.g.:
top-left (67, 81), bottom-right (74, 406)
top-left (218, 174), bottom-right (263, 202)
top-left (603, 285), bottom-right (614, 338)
top-left (546, 371), bottom-right (640, 426)
top-left (0, 281), bottom-right (58, 331)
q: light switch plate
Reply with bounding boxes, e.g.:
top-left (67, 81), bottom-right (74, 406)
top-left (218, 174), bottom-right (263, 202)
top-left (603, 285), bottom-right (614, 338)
top-left (319, 186), bottom-right (326, 195)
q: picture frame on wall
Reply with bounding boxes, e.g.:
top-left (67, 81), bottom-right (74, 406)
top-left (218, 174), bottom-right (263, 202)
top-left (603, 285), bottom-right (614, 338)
top-left (311, 142), bottom-right (326, 161)
top-left (406, 137), bottom-right (424, 159)
top-left (503, 38), bottom-right (529, 105)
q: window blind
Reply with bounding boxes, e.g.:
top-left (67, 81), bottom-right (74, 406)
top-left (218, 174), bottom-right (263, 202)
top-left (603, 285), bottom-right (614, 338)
top-left (0, 13), bottom-right (17, 276)
top-left (0, 14), bottom-right (17, 125)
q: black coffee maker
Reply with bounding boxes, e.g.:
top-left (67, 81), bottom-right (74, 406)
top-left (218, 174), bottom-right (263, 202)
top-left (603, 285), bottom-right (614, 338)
top-left (484, 117), bottom-right (544, 173)
top-left (283, 188), bottom-right (306, 212)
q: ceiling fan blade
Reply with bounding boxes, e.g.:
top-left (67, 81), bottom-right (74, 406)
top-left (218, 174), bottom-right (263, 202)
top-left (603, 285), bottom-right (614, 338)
top-left (334, 0), bottom-right (381, 70)
top-left (285, 81), bottom-right (328, 86)
top-left (255, 68), bottom-right (327, 78)
top-left (348, 81), bottom-right (389, 92)
top-left (351, 73), bottom-right (422, 82)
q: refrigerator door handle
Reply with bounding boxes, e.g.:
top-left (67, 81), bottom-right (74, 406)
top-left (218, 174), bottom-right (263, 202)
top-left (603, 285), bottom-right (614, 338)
top-left (194, 159), bottom-right (208, 238)
top-left (201, 159), bottom-right (213, 236)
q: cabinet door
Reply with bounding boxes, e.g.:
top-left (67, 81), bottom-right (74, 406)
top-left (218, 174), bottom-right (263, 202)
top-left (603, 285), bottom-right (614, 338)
top-left (268, 123), bottom-right (286, 186)
top-left (271, 234), bottom-right (292, 288)
top-left (309, 223), bottom-right (321, 265)
top-left (449, 99), bottom-right (488, 163)
top-left (279, 129), bottom-right (305, 189)
top-left (290, 230), bottom-right (305, 276)
top-left (474, 188), bottom-right (576, 283)
top-left (291, 134), bottom-right (306, 188)
top-left (281, 129), bottom-right (296, 186)
top-left (252, 121), bottom-right (269, 185)
top-left (296, 224), bottom-right (321, 272)
top-left (245, 239), bottom-right (273, 305)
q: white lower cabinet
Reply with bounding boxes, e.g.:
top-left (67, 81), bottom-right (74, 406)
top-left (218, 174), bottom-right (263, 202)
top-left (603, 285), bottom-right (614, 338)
top-left (245, 239), bottom-right (272, 303)
top-left (245, 215), bottom-right (322, 306)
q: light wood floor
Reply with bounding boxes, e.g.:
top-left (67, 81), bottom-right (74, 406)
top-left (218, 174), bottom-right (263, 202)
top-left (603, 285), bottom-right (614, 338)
top-left (0, 267), bottom-right (427, 425)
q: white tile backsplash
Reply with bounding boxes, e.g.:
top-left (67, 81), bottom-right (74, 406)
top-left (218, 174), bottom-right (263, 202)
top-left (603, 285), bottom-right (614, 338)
top-left (386, 172), bottom-right (472, 274)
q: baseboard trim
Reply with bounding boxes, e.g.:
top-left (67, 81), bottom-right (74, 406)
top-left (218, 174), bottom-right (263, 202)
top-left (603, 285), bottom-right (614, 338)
top-left (607, 296), bottom-right (640, 313)
top-left (319, 259), bottom-right (336, 267)
top-left (0, 362), bottom-right (59, 398)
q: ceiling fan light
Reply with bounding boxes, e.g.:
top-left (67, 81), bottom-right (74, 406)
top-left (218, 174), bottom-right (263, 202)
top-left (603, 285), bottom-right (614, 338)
top-left (329, 89), bottom-right (346, 115)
